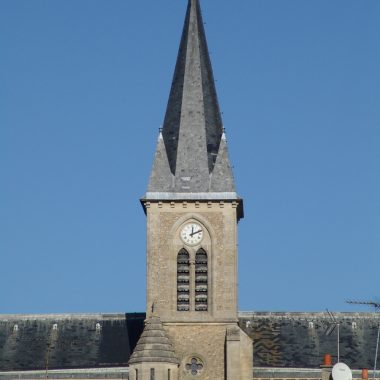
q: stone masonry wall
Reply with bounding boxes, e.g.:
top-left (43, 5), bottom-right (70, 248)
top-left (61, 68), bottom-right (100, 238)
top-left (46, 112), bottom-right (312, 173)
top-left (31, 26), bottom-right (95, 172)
top-left (165, 323), bottom-right (229, 380)
top-left (145, 200), bottom-right (239, 323)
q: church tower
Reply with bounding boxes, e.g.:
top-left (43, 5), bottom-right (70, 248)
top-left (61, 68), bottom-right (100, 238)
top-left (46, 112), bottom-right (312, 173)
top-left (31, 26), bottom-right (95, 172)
top-left (129, 1), bottom-right (252, 379)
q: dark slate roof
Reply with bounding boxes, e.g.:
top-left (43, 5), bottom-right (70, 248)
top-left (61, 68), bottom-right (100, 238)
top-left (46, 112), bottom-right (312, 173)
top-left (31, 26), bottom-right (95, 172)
top-left (128, 316), bottom-right (178, 365)
top-left (0, 313), bottom-right (144, 371)
top-left (147, 132), bottom-right (174, 193)
top-left (210, 133), bottom-right (236, 192)
top-left (147, 0), bottom-right (236, 195)
top-left (0, 368), bottom-right (130, 379)
top-left (239, 312), bottom-right (380, 370)
top-left (2, 312), bottom-right (378, 372)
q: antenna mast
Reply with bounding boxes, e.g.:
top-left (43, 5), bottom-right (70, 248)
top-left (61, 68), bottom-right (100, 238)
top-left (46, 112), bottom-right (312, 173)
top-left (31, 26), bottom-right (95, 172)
top-left (346, 300), bottom-right (380, 380)
top-left (325, 309), bottom-right (341, 362)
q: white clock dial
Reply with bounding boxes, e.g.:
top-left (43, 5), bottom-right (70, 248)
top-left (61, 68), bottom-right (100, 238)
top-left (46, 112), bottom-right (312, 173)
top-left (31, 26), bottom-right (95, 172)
top-left (180, 223), bottom-right (203, 246)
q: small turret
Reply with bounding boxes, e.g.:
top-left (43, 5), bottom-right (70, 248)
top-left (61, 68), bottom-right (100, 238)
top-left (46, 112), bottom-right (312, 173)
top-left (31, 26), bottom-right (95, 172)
top-left (128, 316), bottom-right (179, 380)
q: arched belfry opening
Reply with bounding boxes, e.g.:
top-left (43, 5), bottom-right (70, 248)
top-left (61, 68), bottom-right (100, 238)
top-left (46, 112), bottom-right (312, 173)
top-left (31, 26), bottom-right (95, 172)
top-left (176, 246), bottom-right (209, 313)
top-left (195, 249), bottom-right (208, 311)
top-left (177, 249), bottom-right (190, 311)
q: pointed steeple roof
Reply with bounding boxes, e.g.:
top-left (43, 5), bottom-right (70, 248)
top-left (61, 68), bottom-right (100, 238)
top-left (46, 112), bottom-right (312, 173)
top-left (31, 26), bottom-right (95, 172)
top-left (147, 132), bottom-right (173, 192)
top-left (147, 0), bottom-right (239, 201)
top-left (128, 316), bottom-right (179, 365)
top-left (210, 133), bottom-right (235, 192)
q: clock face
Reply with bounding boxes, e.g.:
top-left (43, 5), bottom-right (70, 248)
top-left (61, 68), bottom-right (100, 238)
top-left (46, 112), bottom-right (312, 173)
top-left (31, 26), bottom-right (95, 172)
top-left (180, 223), bottom-right (204, 246)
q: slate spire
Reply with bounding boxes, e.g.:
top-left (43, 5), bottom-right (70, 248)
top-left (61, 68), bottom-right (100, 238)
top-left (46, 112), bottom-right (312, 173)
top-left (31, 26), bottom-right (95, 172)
top-left (147, 0), bottom-right (236, 196)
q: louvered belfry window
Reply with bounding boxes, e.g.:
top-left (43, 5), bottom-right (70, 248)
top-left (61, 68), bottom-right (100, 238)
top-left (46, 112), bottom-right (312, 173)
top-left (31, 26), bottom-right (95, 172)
top-left (195, 249), bottom-right (208, 311)
top-left (177, 249), bottom-right (190, 311)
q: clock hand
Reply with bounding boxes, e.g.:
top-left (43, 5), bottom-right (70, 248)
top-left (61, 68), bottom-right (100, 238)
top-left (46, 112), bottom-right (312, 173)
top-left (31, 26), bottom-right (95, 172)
top-left (190, 229), bottom-right (202, 237)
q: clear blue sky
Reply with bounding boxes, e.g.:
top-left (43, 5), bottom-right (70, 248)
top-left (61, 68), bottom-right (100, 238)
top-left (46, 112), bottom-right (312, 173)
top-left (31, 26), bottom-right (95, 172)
top-left (1, 0), bottom-right (379, 314)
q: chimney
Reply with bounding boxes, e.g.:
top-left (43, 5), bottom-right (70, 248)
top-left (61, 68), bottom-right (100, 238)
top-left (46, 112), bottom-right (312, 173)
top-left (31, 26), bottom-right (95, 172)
top-left (324, 354), bottom-right (332, 366)
top-left (321, 354), bottom-right (333, 380)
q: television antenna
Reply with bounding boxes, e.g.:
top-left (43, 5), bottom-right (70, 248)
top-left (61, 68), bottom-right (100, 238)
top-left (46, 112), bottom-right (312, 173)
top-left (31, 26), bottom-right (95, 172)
top-left (325, 309), bottom-right (341, 362)
top-left (346, 300), bottom-right (380, 380)
top-left (346, 300), bottom-right (380, 311)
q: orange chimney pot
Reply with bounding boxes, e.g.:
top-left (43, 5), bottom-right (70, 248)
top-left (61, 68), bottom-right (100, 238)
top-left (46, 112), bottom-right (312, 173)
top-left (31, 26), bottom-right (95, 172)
top-left (324, 354), bottom-right (332, 366)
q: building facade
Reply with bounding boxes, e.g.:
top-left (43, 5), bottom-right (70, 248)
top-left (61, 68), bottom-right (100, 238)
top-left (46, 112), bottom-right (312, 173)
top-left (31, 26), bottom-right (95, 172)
top-left (0, 1), bottom-right (378, 380)
top-left (128, 0), bottom-right (252, 379)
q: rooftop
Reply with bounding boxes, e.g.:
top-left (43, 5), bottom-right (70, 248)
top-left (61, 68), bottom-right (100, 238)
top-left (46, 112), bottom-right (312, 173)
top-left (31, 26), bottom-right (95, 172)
top-left (1, 312), bottom-right (379, 372)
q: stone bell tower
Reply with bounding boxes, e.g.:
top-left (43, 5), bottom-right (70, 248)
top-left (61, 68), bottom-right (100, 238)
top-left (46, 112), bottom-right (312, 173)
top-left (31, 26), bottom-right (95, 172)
top-left (129, 1), bottom-right (252, 379)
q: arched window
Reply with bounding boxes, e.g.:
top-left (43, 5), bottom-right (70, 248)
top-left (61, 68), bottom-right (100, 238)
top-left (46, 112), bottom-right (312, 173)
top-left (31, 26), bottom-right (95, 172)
top-left (195, 249), bottom-right (208, 311)
top-left (177, 249), bottom-right (190, 311)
